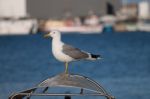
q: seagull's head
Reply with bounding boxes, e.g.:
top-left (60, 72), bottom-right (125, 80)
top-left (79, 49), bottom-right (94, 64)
top-left (44, 30), bottom-right (61, 39)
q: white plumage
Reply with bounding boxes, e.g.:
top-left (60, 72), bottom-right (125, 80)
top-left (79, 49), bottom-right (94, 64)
top-left (52, 37), bottom-right (74, 62)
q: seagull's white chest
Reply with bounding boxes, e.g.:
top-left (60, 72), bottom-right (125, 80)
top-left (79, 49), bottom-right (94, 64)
top-left (52, 39), bottom-right (73, 62)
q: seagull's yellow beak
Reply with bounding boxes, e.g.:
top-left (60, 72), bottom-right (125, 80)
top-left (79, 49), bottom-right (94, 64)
top-left (44, 33), bottom-right (50, 38)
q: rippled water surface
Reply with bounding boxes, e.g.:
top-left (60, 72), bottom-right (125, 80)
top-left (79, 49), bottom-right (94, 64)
top-left (0, 32), bottom-right (150, 99)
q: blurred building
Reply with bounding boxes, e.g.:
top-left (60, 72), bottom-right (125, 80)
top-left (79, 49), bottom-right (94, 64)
top-left (117, 3), bottom-right (138, 19)
top-left (0, 0), bottom-right (121, 19)
top-left (26, 0), bottom-right (121, 19)
top-left (138, 1), bottom-right (150, 19)
top-left (0, 0), bottom-right (27, 18)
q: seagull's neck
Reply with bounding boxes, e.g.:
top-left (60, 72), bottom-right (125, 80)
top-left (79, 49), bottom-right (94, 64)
top-left (52, 36), bottom-right (63, 45)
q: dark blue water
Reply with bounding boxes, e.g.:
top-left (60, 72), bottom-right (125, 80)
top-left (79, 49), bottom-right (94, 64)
top-left (0, 32), bottom-right (150, 99)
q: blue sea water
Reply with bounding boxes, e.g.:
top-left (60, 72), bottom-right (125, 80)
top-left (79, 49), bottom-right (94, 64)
top-left (0, 32), bottom-right (150, 99)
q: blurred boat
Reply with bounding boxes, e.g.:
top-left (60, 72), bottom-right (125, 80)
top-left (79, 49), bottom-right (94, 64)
top-left (100, 15), bottom-right (117, 32)
top-left (0, 19), bottom-right (38, 35)
top-left (126, 24), bottom-right (138, 32)
top-left (137, 19), bottom-right (150, 32)
top-left (41, 19), bottom-right (103, 34)
top-left (44, 25), bottom-right (103, 34)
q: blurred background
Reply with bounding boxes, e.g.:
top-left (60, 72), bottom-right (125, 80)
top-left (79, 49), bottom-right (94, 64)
top-left (0, 0), bottom-right (150, 99)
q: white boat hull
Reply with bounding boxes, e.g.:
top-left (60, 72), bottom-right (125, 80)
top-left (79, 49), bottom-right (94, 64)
top-left (0, 19), bottom-right (38, 35)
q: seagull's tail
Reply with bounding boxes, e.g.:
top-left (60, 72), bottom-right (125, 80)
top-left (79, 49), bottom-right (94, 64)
top-left (87, 53), bottom-right (102, 60)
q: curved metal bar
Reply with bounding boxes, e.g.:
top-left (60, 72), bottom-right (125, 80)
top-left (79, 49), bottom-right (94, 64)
top-left (9, 73), bottom-right (115, 99)
top-left (10, 92), bottom-right (114, 99)
top-left (38, 73), bottom-right (108, 94)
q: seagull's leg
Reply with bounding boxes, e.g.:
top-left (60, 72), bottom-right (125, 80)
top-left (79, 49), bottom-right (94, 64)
top-left (65, 62), bottom-right (69, 74)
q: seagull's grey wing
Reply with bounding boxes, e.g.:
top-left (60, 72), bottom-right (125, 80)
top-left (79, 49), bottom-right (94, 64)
top-left (62, 44), bottom-right (89, 59)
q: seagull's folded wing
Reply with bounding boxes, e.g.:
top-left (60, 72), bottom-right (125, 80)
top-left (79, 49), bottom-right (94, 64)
top-left (62, 44), bottom-right (89, 59)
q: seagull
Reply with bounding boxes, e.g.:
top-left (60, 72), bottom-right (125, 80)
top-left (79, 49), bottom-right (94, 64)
top-left (44, 30), bottom-right (101, 74)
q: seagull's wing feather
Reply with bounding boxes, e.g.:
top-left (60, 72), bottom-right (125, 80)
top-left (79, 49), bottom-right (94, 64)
top-left (62, 44), bottom-right (89, 59)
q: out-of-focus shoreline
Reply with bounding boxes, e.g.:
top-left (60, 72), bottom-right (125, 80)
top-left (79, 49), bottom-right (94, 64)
top-left (0, 1), bottom-right (150, 35)
top-left (0, 17), bottom-right (150, 36)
